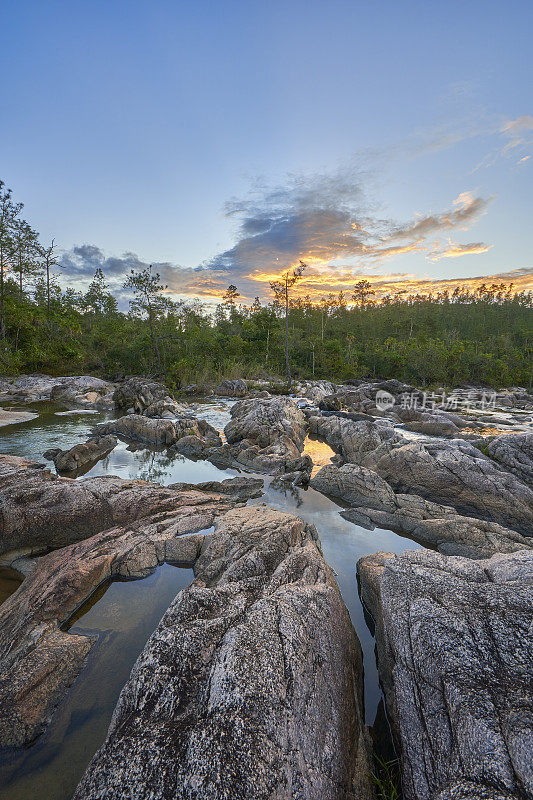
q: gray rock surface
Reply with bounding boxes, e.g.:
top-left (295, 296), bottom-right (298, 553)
top-left (49, 377), bottom-right (116, 409)
top-left (357, 548), bottom-right (533, 800)
top-left (95, 413), bottom-right (222, 449)
top-left (204, 396), bottom-right (313, 477)
top-left (311, 462), bottom-right (531, 558)
top-left (74, 506), bottom-right (373, 800)
top-left (486, 432), bottom-right (533, 487)
top-left (0, 408), bottom-right (39, 427)
top-left (376, 438), bottom-right (533, 535)
top-left (168, 476), bottom-right (264, 502)
top-left (216, 378), bottom-right (248, 396)
top-left (309, 416), bottom-right (533, 535)
top-left (309, 414), bottom-right (403, 467)
top-left (43, 434), bottom-right (117, 473)
top-left (0, 374), bottom-right (116, 407)
top-left (113, 377), bottom-right (173, 413)
top-left (311, 462), bottom-right (397, 512)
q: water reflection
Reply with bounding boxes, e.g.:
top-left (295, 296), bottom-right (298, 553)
top-left (0, 564), bottom-right (194, 800)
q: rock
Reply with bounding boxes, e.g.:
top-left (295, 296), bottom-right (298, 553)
top-left (168, 476), bottom-right (264, 502)
top-left (0, 374), bottom-right (116, 407)
top-left (376, 439), bottom-right (533, 536)
top-left (221, 396), bottom-right (311, 476)
top-left (0, 408), bottom-right (39, 427)
top-left (311, 462), bottom-right (397, 512)
top-left (357, 548), bottom-right (533, 800)
top-left (396, 405), bottom-right (467, 430)
top-left (309, 416), bottom-right (533, 535)
top-left (113, 377), bottom-right (174, 413)
top-left (74, 506), bottom-right (373, 800)
top-left (294, 380), bottom-right (336, 404)
top-left (0, 488), bottom-right (234, 749)
top-left (309, 414), bottom-right (403, 467)
top-left (319, 379), bottom-right (421, 416)
top-left (142, 398), bottom-right (187, 418)
top-left (96, 414), bottom-right (177, 445)
top-left (49, 376), bottom-right (116, 409)
top-left (312, 463), bottom-right (531, 559)
top-left (216, 378), bottom-right (248, 397)
top-left (96, 413), bottom-right (222, 449)
top-left (43, 434), bottom-right (117, 474)
top-left (487, 432), bottom-right (533, 487)
top-left (342, 503), bottom-right (531, 559)
top-left (0, 454), bottom-right (221, 558)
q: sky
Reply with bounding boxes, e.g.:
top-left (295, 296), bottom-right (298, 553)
top-left (1, 0), bottom-right (532, 305)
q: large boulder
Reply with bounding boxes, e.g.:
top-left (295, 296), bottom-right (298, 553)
top-left (216, 396), bottom-right (312, 477)
top-left (43, 434), bottom-right (117, 474)
top-left (49, 376), bottom-right (116, 409)
top-left (309, 414), bottom-right (403, 467)
top-left (216, 378), bottom-right (248, 397)
top-left (113, 377), bottom-right (174, 413)
top-left (309, 416), bottom-right (533, 536)
top-left (357, 548), bottom-right (533, 800)
top-left (0, 408), bottom-right (39, 427)
top-left (294, 380), bottom-right (336, 404)
top-left (311, 462), bottom-right (397, 512)
top-left (376, 439), bottom-right (533, 536)
top-left (74, 506), bottom-right (373, 800)
top-left (0, 488), bottom-right (234, 749)
top-left (168, 476), bottom-right (264, 503)
top-left (487, 432), bottom-right (533, 487)
top-left (0, 374), bottom-right (116, 407)
top-left (95, 414), bottom-right (222, 449)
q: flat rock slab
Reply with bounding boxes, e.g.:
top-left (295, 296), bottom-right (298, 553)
top-left (357, 549), bottom-right (533, 800)
top-left (74, 506), bottom-right (373, 800)
top-left (0, 408), bottom-right (39, 427)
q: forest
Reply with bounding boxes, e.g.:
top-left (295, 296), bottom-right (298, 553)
top-left (1, 179), bottom-right (531, 389)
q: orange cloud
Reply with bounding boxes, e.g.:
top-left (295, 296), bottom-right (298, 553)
top-left (241, 265), bottom-right (533, 305)
top-left (427, 240), bottom-right (493, 262)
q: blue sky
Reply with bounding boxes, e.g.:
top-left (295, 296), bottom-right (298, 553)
top-left (1, 0), bottom-right (532, 302)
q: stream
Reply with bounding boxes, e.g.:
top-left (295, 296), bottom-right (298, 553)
top-left (0, 399), bottom-right (424, 799)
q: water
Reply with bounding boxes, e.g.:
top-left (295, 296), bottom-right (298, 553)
top-left (0, 568), bottom-right (22, 607)
top-left (0, 399), bottom-right (424, 796)
top-left (0, 565), bottom-right (194, 800)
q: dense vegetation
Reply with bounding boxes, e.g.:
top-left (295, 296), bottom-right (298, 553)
top-left (1, 180), bottom-right (531, 389)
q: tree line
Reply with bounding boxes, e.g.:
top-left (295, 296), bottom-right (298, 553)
top-left (0, 179), bottom-right (531, 389)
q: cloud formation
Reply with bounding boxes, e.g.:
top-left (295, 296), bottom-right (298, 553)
top-left (201, 167), bottom-right (493, 283)
top-left (59, 177), bottom-right (498, 306)
top-left (427, 240), bottom-right (493, 262)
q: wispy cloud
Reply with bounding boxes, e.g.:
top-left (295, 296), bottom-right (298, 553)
top-left (427, 239), bottom-right (493, 262)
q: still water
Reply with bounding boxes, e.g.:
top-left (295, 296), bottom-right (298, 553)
top-left (0, 399), bottom-right (422, 799)
top-left (0, 565), bottom-right (194, 800)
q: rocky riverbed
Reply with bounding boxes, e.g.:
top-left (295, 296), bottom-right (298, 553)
top-left (0, 375), bottom-right (531, 800)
